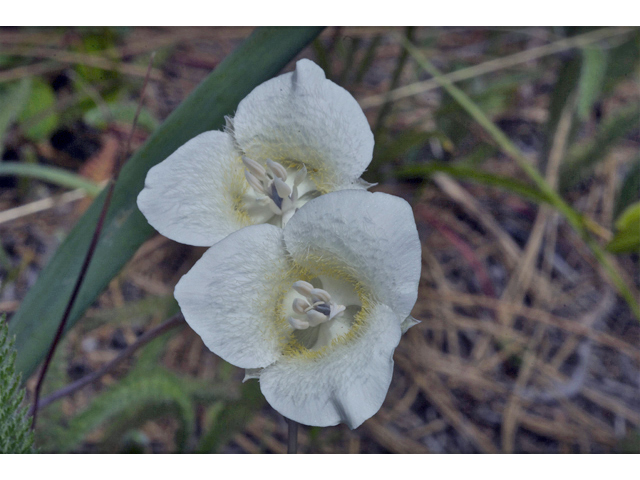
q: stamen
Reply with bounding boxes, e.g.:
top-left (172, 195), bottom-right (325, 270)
top-left (309, 288), bottom-right (331, 304)
top-left (273, 177), bottom-right (292, 199)
top-left (242, 156), bottom-right (267, 179)
top-left (239, 158), bottom-right (319, 227)
top-left (245, 170), bottom-right (266, 195)
top-left (288, 316), bottom-right (310, 330)
top-left (306, 309), bottom-right (327, 327)
top-left (292, 298), bottom-right (310, 315)
top-left (293, 164), bottom-right (307, 187)
top-left (266, 159), bottom-right (288, 181)
top-left (292, 281), bottom-right (314, 297)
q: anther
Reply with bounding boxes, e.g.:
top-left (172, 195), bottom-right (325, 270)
top-left (289, 316), bottom-right (310, 330)
top-left (292, 281), bottom-right (314, 297)
top-left (292, 298), bottom-right (310, 315)
top-left (306, 309), bottom-right (327, 327)
top-left (266, 159), bottom-right (288, 181)
top-left (310, 288), bottom-right (331, 304)
top-left (273, 177), bottom-right (292, 199)
top-left (242, 156), bottom-right (266, 179)
top-left (245, 170), bottom-right (266, 195)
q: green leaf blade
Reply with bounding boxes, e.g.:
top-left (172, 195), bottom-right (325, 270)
top-left (9, 27), bottom-right (324, 380)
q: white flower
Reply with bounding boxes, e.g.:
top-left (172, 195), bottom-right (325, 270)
top-left (174, 190), bottom-right (421, 429)
top-left (137, 59), bottom-right (374, 247)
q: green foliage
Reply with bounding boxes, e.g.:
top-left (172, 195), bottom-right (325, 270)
top-left (607, 202), bottom-right (640, 254)
top-left (9, 27), bottom-right (325, 381)
top-left (615, 430), bottom-right (640, 453)
top-left (577, 46), bottom-right (607, 121)
top-left (0, 162), bottom-right (102, 195)
top-left (18, 78), bottom-right (58, 142)
top-left (541, 56), bottom-right (581, 171)
top-left (614, 156), bottom-right (640, 220)
top-left (82, 295), bottom-right (179, 330)
top-left (601, 30), bottom-right (640, 93)
top-left (196, 380), bottom-right (264, 453)
top-left (397, 162), bottom-right (554, 206)
top-left (0, 316), bottom-right (34, 454)
top-left (0, 78), bottom-right (31, 156)
top-left (54, 368), bottom-right (195, 452)
top-left (74, 28), bottom-right (121, 88)
top-left (401, 33), bottom-right (640, 319)
top-left (37, 327), bottom-right (239, 453)
top-left (83, 103), bottom-right (160, 133)
top-left (559, 103), bottom-right (640, 192)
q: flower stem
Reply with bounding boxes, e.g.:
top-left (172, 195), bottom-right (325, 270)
top-left (286, 418), bottom-right (299, 454)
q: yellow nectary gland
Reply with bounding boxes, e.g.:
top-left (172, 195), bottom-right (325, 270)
top-left (225, 156), bottom-right (254, 227)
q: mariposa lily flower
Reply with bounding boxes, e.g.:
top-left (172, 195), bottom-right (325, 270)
top-left (175, 190), bottom-right (421, 429)
top-left (137, 59), bottom-right (374, 247)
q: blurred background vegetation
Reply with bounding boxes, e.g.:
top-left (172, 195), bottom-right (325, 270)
top-left (0, 26), bottom-right (638, 453)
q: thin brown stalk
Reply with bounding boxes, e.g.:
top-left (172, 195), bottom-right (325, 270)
top-left (28, 313), bottom-right (183, 415)
top-left (30, 52), bottom-right (156, 429)
top-left (287, 418), bottom-right (299, 454)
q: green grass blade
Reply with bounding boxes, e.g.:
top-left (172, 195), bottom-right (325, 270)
top-left (0, 78), bottom-right (31, 157)
top-left (400, 36), bottom-right (585, 233)
top-left (9, 27), bottom-right (324, 380)
top-left (559, 103), bottom-right (640, 192)
top-left (607, 202), bottom-right (640, 254)
top-left (397, 162), bottom-right (554, 206)
top-left (614, 155), bottom-right (640, 219)
top-left (0, 162), bottom-right (102, 196)
top-left (577, 46), bottom-right (607, 121)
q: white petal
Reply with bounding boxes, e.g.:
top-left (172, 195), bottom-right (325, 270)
top-left (174, 224), bottom-right (288, 368)
top-left (243, 368), bottom-right (262, 382)
top-left (259, 303), bottom-right (402, 429)
top-left (401, 315), bottom-right (420, 334)
top-left (232, 59), bottom-right (374, 191)
top-left (317, 275), bottom-right (361, 308)
top-left (137, 131), bottom-right (251, 247)
top-left (284, 190), bottom-right (421, 319)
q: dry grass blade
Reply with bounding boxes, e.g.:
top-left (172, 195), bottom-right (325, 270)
top-left (0, 45), bottom-right (163, 80)
top-left (395, 354), bottom-right (499, 453)
top-left (0, 189), bottom-right (87, 226)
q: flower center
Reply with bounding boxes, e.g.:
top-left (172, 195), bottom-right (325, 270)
top-left (287, 280), bottom-right (346, 330)
top-left (280, 277), bottom-right (363, 353)
top-left (241, 157), bottom-right (318, 227)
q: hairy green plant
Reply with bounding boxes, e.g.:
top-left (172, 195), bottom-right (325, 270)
top-left (0, 316), bottom-right (34, 453)
top-left (53, 368), bottom-right (195, 452)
